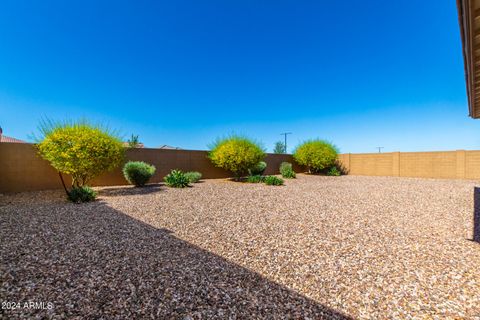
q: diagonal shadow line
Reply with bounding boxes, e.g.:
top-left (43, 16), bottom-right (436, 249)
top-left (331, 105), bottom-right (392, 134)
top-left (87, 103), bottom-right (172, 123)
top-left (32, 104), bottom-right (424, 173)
top-left (0, 199), bottom-right (352, 319)
top-left (473, 187), bottom-right (480, 243)
top-left (97, 183), bottom-right (165, 197)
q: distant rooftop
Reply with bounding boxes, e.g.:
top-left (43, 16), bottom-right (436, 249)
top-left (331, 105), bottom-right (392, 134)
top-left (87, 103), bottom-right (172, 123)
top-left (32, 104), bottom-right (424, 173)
top-left (123, 142), bottom-right (145, 148)
top-left (0, 127), bottom-right (25, 143)
top-left (158, 145), bottom-right (183, 150)
top-left (0, 136), bottom-right (25, 143)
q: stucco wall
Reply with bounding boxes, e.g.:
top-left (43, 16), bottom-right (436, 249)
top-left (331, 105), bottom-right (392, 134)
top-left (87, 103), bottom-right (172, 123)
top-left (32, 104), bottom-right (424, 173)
top-left (0, 143), bottom-right (302, 193)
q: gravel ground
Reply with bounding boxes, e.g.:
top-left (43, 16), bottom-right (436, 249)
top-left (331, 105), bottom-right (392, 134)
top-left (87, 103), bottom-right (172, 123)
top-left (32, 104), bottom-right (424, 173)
top-left (1, 175), bottom-right (480, 319)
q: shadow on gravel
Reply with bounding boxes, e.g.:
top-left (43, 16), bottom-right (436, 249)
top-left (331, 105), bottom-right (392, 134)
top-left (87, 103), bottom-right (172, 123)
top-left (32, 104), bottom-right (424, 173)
top-left (97, 183), bottom-right (164, 197)
top-left (0, 200), bottom-right (351, 319)
top-left (473, 187), bottom-right (480, 243)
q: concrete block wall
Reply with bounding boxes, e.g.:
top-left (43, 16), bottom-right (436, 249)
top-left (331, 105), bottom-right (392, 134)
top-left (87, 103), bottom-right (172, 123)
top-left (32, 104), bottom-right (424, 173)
top-left (338, 150), bottom-right (480, 180)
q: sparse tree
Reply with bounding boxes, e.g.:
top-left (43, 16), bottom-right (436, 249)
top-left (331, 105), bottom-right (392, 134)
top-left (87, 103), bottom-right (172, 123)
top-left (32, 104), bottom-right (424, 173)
top-left (273, 141), bottom-right (286, 154)
top-left (127, 134), bottom-right (141, 148)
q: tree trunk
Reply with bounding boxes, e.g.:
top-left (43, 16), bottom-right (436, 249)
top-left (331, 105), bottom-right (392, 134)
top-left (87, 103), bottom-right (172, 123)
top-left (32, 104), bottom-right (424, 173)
top-left (58, 172), bottom-right (69, 196)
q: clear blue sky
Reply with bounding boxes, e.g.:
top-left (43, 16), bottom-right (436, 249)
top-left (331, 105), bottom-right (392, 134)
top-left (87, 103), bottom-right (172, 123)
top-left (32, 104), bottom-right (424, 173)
top-left (0, 0), bottom-right (477, 153)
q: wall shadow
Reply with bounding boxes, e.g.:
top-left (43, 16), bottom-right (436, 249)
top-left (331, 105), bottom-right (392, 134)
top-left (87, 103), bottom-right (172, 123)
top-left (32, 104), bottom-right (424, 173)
top-left (97, 183), bottom-right (164, 197)
top-left (473, 187), bottom-right (480, 243)
top-left (335, 160), bottom-right (350, 175)
top-left (1, 198), bottom-right (351, 319)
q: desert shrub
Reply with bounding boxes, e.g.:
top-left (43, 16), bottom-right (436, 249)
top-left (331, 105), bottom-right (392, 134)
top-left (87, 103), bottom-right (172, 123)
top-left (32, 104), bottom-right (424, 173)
top-left (208, 135), bottom-right (265, 180)
top-left (36, 119), bottom-right (125, 189)
top-left (185, 171), bottom-right (202, 183)
top-left (246, 175), bottom-right (265, 183)
top-left (249, 161), bottom-right (267, 175)
top-left (123, 161), bottom-right (156, 187)
top-left (264, 176), bottom-right (284, 186)
top-left (164, 169), bottom-right (190, 188)
top-left (279, 162), bottom-right (296, 179)
top-left (293, 139), bottom-right (338, 173)
top-left (67, 186), bottom-right (96, 203)
top-left (326, 166), bottom-right (341, 176)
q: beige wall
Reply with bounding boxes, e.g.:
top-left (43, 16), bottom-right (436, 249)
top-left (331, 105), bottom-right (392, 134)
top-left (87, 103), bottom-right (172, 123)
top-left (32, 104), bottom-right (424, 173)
top-left (0, 143), bottom-right (302, 193)
top-left (338, 150), bottom-right (480, 180)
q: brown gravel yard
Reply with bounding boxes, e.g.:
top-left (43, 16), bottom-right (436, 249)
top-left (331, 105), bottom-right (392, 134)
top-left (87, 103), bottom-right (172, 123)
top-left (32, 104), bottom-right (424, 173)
top-left (1, 175), bottom-right (480, 319)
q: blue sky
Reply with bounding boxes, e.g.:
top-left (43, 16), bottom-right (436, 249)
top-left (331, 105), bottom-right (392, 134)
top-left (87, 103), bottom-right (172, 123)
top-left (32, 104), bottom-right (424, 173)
top-left (0, 0), bottom-right (477, 153)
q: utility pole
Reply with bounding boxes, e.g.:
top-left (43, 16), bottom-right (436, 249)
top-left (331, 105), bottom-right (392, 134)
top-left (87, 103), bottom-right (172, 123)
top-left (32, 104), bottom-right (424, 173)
top-left (376, 147), bottom-right (384, 153)
top-left (280, 132), bottom-right (292, 153)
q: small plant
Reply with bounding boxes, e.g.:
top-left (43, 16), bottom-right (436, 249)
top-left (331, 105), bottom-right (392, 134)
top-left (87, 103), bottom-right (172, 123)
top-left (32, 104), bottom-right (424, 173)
top-left (164, 169), bottom-right (190, 188)
top-left (264, 176), bottom-right (284, 186)
top-left (123, 161), bottom-right (156, 187)
top-left (249, 161), bottom-right (267, 175)
top-left (279, 162), bottom-right (296, 179)
top-left (185, 171), bottom-right (202, 183)
top-left (208, 135), bottom-right (265, 181)
top-left (67, 186), bottom-right (96, 203)
top-left (246, 175), bottom-right (265, 183)
top-left (293, 139), bottom-right (338, 173)
top-left (327, 166), bottom-right (341, 176)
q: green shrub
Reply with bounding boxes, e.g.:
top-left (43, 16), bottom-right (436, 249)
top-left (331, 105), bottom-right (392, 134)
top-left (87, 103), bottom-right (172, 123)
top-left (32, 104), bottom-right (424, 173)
top-left (279, 162), bottom-right (292, 172)
top-left (279, 162), bottom-right (296, 179)
top-left (208, 135), bottom-right (265, 181)
top-left (164, 169), bottom-right (190, 188)
top-left (282, 169), bottom-right (296, 179)
top-left (246, 175), bottom-right (265, 183)
top-left (293, 139), bottom-right (338, 173)
top-left (249, 161), bottom-right (267, 175)
top-left (264, 176), bottom-right (284, 186)
top-left (185, 171), bottom-right (202, 183)
top-left (36, 119), bottom-right (125, 189)
top-left (327, 166), bottom-right (341, 176)
top-left (123, 161), bottom-right (156, 187)
top-left (67, 186), bottom-right (96, 203)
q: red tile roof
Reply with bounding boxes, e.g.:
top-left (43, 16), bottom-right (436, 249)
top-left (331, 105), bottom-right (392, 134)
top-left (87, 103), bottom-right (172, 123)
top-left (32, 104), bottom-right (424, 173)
top-left (0, 135), bottom-right (26, 143)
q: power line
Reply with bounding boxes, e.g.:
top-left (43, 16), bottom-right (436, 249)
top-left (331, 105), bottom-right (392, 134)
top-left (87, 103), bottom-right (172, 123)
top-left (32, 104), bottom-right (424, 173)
top-left (376, 147), bottom-right (384, 153)
top-left (280, 132), bottom-right (292, 153)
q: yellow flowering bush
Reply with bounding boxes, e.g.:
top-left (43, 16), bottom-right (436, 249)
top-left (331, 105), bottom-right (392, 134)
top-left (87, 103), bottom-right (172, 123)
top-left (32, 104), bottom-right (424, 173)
top-left (293, 139), bottom-right (338, 173)
top-left (37, 120), bottom-right (125, 188)
top-left (208, 135), bottom-right (265, 180)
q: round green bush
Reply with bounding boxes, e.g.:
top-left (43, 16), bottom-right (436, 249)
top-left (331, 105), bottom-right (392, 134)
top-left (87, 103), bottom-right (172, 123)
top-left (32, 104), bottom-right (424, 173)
top-left (293, 139), bottom-right (338, 173)
top-left (185, 171), bottom-right (202, 183)
top-left (164, 169), bottom-right (190, 188)
top-left (249, 161), bottom-right (267, 175)
top-left (208, 135), bottom-right (265, 180)
top-left (264, 176), bottom-right (284, 186)
top-left (67, 186), bottom-right (96, 203)
top-left (279, 162), bottom-right (296, 179)
top-left (123, 161), bottom-right (156, 187)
